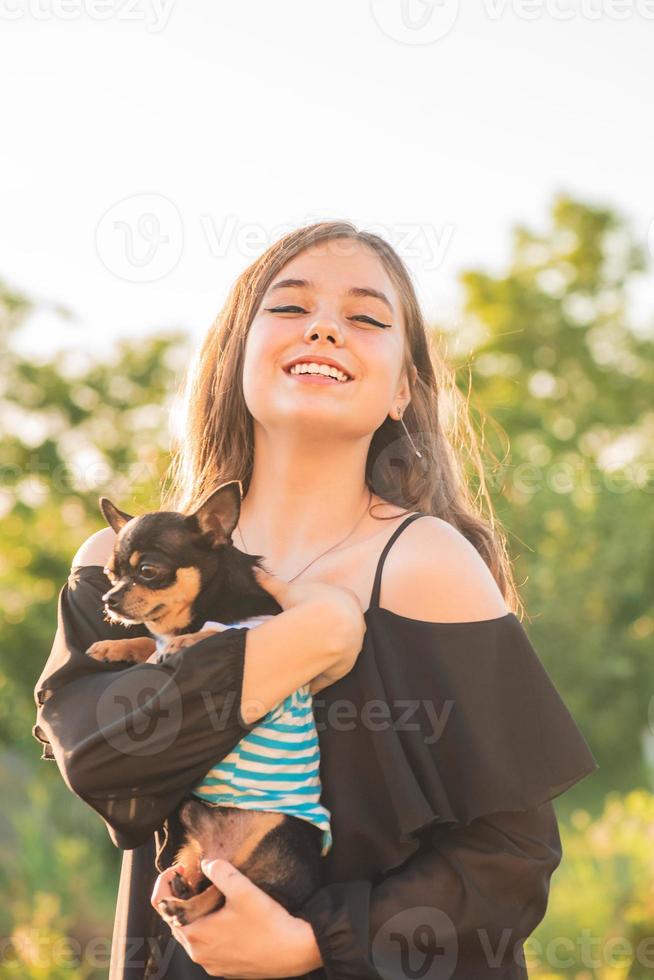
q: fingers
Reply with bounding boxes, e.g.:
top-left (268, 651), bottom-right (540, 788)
top-left (150, 863), bottom-right (184, 910)
top-left (252, 565), bottom-right (283, 595)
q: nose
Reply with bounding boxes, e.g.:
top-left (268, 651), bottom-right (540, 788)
top-left (304, 314), bottom-right (344, 345)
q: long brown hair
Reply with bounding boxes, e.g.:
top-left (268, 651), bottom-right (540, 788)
top-left (160, 221), bottom-right (522, 615)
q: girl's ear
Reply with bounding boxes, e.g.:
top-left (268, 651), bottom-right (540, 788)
top-left (395, 363), bottom-right (416, 411)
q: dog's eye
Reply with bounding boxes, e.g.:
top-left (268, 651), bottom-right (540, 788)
top-left (139, 563), bottom-right (160, 581)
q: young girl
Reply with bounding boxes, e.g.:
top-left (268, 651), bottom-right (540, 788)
top-left (35, 222), bottom-right (598, 979)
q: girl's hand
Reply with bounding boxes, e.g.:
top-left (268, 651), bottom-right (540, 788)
top-left (254, 564), bottom-right (364, 623)
top-left (254, 565), bottom-right (366, 687)
top-left (151, 859), bottom-right (322, 978)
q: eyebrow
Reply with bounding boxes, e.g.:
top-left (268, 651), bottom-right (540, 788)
top-left (267, 278), bottom-right (394, 315)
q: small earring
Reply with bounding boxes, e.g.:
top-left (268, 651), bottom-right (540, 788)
top-left (394, 407), bottom-right (423, 460)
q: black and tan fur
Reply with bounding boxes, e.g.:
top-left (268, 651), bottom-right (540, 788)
top-left (85, 481), bottom-right (325, 927)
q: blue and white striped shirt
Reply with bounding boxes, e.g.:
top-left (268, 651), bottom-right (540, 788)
top-left (184, 614), bottom-right (333, 856)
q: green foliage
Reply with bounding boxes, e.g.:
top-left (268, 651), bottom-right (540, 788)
top-left (0, 284), bottom-right (190, 973)
top-left (438, 192), bottom-right (654, 800)
top-left (0, 754), bottom-right (117, 979)
top-left (0, 296), bottom-right (190, 751)
top-left (529, 790), bottom-right (654, 979)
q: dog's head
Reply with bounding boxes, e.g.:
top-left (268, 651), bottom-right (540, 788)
top-left (98, 480), bottom-right (252, 633)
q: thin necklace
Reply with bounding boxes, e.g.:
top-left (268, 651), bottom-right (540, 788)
top-left (237, 487), bottom-right (373, 583)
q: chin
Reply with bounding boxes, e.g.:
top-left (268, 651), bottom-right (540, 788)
top-left (105, 607), bottom-right (141, 626)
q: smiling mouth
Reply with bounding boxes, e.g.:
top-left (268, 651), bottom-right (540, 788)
top-left (283, 366), bottom-right (354, 384)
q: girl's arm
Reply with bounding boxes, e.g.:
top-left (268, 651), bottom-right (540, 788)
top-left (33, 547), bottom-right (364, 847)
top-left (240, 565), bottom-right (365, 723)
top-left (68, 528), bottom-right (365, 725)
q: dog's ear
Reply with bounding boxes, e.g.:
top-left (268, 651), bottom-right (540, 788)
top-left (185, 480), bottom-right (242, 546)
top-left (99, 497), bottom-right (135, 534)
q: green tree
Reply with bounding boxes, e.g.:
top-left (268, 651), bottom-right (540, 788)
top-left (0, 280), bottom-right (189, 972)
top-left (442, 193), bottom-right (654, 802)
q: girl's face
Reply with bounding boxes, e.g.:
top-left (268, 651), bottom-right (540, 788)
top-left (243, 240), bottom-right (411, 440)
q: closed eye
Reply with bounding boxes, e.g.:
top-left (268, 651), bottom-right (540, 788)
top-left (265, 306), bottom-right (391, 329)
top-left (351, 314), bottom-right (392, 329)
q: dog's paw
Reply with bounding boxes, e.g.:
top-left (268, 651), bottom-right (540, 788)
top-left (86, 640), bottom-right (130, 662)
top-left (170, 870), bottom-right (194, 900)
top-left (86, 638), bottom-right (155, 664)
top-left (156, 897), bottom-right (189, 928)
top-left (160, 630), bottom-right (220, 656)
top-left (156, 885), bottom-right (225, 928)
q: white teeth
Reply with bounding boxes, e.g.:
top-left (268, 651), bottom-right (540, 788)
top-left (288, 362), bottom-right (350, 382)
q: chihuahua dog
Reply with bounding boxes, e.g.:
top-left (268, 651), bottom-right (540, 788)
top-left (85, 480), bottom-right (327, 927)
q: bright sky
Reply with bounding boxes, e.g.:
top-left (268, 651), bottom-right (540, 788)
top-left (2, 0), bottom-right (653, 360)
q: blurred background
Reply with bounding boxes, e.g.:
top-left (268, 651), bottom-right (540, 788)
top-left (1, 3), bottom-right (653, 978)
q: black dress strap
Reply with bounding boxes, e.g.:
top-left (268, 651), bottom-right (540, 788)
top-left (369, 512), bottom-right (430, 610)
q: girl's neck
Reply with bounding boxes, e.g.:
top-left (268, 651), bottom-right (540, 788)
top-left (237, 481), bottom-right (373, 569)
top-left (239, 430), bottom-right (375, 565)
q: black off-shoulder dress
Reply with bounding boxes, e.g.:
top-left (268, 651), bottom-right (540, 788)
top-left (33, 513), bottom-right (599, 980)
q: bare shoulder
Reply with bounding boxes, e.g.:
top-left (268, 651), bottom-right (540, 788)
top-left (378, 515), bottom-right (509, 623)
top-left (71, 527), bottom-right (117, 569)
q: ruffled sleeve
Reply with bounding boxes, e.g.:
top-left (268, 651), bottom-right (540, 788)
top-left (33, 565), bottom-right (254, 850)
top-left (312, 608), bottom-right (599, 882)
top-left (296, 610), bottom-right (598, 979)
top-left (297, 801), bottom-right (564, 980)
